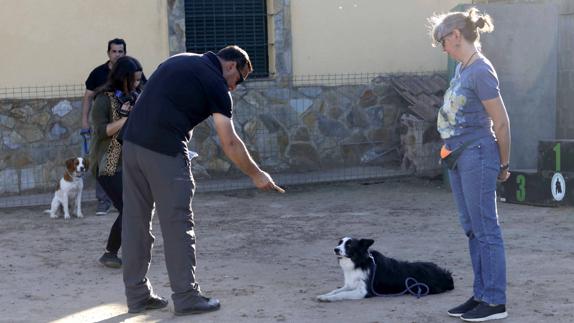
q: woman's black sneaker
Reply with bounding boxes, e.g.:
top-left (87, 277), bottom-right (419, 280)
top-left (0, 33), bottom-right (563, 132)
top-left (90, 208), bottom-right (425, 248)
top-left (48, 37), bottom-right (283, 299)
top-left (99, 252), bottom-right (122, 268)
top-left (447, 297), bottom-right (481, 317)
top-left (461, 302), bottom-right (507, 322)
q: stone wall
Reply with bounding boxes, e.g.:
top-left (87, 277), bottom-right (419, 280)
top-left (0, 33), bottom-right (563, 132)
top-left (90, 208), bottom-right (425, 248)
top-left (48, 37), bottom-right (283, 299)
top-left (167, 0), bottom-right (293, 77)
top-left (1, 98), bottom-right (85, 195)
top-left (0, 74), bottom-right (445, 197)
top-left (190, 78), bottom-right (405, 179)
top-left (167, 0), bottom-right (186, 56)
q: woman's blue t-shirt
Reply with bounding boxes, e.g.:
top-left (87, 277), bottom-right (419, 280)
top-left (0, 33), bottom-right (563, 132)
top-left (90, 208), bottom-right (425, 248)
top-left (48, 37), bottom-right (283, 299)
top-left (438, 56), bottom-right (500, 146)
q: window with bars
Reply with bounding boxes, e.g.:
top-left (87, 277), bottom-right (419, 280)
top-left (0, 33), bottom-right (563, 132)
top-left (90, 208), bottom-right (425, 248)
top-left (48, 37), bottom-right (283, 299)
top-left (184, 0), bottom-right (269, 78)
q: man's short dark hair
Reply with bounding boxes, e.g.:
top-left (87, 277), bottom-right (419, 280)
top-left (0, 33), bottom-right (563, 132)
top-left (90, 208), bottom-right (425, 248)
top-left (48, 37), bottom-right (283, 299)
top-left (108, 38), bottom-right (127, 53)
top-left (216, 45), bottom-right (253, 72)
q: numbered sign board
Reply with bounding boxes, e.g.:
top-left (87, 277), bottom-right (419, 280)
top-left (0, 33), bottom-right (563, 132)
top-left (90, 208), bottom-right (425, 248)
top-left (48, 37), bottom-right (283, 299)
top-left (538, 140), bottom-right (574, 175)
top-left (498, 170), bottom-right (572, 206)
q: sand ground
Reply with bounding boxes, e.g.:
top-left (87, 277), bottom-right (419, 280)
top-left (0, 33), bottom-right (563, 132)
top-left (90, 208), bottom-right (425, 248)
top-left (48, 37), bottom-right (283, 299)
top-left (1, 178), bottom-right (573, 323)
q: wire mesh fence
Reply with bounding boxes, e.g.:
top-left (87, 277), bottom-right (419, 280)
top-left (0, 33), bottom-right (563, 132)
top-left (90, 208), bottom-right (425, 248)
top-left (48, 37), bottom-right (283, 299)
top-left (0, 84), bottom-right (85, 99)
top-left (0, 72), bottom-right (446, 208)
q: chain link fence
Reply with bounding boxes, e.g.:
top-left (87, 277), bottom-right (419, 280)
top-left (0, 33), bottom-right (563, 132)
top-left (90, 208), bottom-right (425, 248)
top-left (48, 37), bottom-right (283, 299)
top-left (0, 84), bottom-right (85, 100)
top-left (0, 72), bottom-right (446, 208)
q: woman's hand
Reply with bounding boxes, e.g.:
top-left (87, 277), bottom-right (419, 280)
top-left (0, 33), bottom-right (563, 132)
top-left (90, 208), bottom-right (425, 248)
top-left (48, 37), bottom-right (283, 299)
top-left (119, 102), bottom-right (132, 116)
top-left (105, 102), bottom-right (131, 136)
top-left (498, 169), bottom-right (510, 182)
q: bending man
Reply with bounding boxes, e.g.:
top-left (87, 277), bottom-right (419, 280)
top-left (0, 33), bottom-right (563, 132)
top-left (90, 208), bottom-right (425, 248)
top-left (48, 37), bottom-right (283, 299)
top-left (121, 45), bottom-right (283, 316)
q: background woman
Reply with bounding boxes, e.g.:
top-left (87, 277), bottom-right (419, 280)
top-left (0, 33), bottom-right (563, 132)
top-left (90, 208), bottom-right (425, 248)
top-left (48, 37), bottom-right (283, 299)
top-left (90, 56), bottom-right (143, 268)
top-left (429, 8), bottom-right (511, 322)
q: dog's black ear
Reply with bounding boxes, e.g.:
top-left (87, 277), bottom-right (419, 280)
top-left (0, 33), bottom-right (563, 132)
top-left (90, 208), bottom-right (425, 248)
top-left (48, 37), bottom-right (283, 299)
top-left (359, 239), bottom-right (374, 249)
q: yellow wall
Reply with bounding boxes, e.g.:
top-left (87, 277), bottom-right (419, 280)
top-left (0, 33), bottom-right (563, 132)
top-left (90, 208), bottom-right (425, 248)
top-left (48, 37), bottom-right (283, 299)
top-left (0, 0), bottom-right (169, 87)
top-left (0, 0), bottom-right (471, 87)
top-left (290, 0), bottom-right (470, 75)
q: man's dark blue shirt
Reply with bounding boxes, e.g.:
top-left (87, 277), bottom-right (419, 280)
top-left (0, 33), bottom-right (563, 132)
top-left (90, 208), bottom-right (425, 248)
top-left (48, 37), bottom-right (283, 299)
top-left (123, 52), bottom-right (232, 156)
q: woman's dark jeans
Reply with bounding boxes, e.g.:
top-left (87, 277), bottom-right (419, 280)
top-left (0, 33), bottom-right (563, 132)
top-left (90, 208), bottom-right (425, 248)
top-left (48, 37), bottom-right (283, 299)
top-left (97, 171), bottom-right (123, 254)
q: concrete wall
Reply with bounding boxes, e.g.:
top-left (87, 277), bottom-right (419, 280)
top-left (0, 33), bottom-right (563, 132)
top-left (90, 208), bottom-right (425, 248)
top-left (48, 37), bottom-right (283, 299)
top-left (484, 0), bottom-right (574, 140)
top-left (557, 11), bottom-right (574, 139)
top-left (0, 0), bottom-right (169, 87)
top-left (463, 3), bottom-right (559, 169)
top-left (289, 0), bottom-right (470, 75)
top-left (1, 0), bottom-right (470, 88)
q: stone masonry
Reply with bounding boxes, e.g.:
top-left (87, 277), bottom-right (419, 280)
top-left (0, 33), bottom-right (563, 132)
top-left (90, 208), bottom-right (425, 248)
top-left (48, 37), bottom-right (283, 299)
top-left (0, 74), bottom-right (447, 196)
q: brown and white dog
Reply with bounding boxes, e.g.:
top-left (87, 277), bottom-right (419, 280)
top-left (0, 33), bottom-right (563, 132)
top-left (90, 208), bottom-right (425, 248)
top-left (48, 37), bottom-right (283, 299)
top-left (49, 157), bottom-right (89, 219)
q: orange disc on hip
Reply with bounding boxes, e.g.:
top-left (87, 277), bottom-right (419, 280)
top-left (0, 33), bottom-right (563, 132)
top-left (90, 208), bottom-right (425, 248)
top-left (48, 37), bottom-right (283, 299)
top-left (440, 145), bottom-right (451, 159)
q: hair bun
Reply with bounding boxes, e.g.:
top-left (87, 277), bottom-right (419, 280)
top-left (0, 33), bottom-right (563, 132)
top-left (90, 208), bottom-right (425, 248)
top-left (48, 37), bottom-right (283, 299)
top-left (475, 17), bottom-right (486, 29)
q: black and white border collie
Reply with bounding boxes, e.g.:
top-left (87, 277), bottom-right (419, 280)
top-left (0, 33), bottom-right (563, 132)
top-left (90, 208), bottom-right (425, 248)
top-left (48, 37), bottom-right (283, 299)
top-left (317, 237), bottom-right (454, 302)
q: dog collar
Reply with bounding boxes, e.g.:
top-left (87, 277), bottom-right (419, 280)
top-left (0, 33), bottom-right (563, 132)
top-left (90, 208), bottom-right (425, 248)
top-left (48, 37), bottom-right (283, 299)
top-left (66, 170), bottom-right (83, 178)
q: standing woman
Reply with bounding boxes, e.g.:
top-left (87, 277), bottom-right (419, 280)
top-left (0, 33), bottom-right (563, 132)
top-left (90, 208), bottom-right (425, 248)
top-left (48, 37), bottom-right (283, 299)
top-left (90, 56), bottom-right (144, 268)
top-left (429, 8), bottom-right (510, 322)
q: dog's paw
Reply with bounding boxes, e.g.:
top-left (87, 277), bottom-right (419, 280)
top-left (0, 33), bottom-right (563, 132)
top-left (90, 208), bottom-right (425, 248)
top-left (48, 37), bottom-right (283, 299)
top-left (49, 213), bottom-right (58, 219)
top-left (316, 294), bottom-right (333, 302)
top-left (64, 214), bottom-right (71, 220)
top-left (76, 212), bottom-right (84, 218)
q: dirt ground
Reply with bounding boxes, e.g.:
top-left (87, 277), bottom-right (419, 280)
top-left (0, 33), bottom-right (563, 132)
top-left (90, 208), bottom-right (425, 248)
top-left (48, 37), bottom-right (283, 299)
top-left (1, 177), bottom-right (573, 323)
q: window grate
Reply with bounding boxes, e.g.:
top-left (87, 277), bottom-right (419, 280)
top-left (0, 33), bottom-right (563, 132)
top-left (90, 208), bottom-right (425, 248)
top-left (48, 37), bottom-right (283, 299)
top-left (184, 0), bottom-right (269, 78)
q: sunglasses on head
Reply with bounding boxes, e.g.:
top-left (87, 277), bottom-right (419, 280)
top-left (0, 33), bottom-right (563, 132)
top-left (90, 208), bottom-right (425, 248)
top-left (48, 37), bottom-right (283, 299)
top-left (236, 65), bottom-right (245, 86)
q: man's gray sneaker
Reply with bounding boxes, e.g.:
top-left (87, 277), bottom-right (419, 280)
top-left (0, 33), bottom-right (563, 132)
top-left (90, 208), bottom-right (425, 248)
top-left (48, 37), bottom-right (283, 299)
top-left (96, 200), bottom-right (111, 215)
top-left (461, 302), bottom-right (508, 322)
top-left (128, 295), bottom-right (168, 314)
top-left (174, 296), bottom-right (220, 316)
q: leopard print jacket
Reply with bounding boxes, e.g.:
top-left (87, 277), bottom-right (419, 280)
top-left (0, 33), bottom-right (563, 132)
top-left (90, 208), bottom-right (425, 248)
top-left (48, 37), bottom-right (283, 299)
top-left (100, 92), bottom-right (123, 176)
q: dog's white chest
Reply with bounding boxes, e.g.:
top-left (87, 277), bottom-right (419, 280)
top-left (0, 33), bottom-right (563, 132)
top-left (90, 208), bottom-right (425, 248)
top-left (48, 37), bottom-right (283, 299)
top-left (58, 178), bottom-right (83, 196)
top-left (340, 258), bottom-right (369, 288)
top-left (316, 258), bottom-right (369, 302)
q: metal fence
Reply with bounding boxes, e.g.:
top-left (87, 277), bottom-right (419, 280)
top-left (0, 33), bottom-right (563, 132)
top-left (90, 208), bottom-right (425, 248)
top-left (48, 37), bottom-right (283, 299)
top-left (0, 72), bottom-right (445, 208)
top-left (0, 84), bottom-right (85, 99)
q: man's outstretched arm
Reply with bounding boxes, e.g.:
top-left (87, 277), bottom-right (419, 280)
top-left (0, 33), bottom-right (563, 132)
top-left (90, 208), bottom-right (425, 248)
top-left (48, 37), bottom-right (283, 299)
top-left (212, 113), bottom-right (284, 193)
